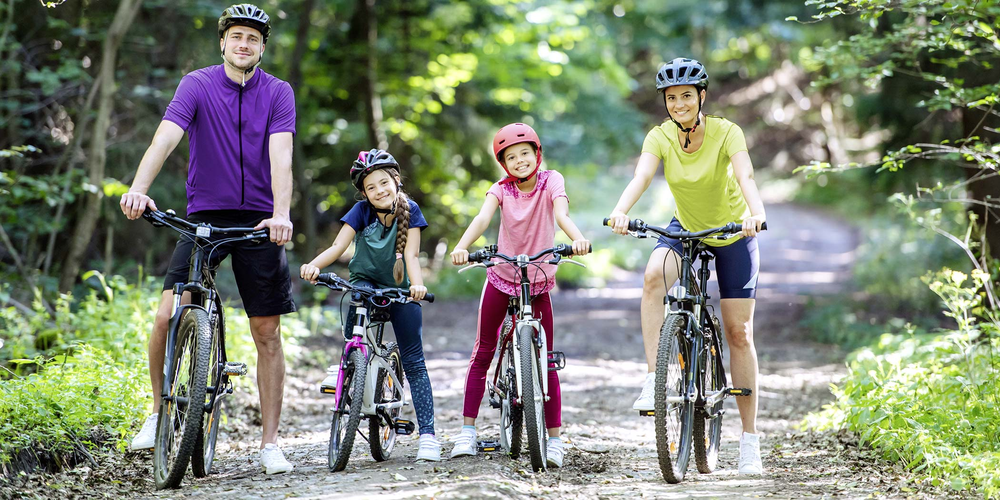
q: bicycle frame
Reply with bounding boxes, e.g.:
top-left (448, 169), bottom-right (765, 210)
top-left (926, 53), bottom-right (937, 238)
top-left (331, 300), bottom-right (408, 422)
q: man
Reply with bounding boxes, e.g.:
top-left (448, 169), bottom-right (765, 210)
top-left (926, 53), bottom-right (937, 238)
top-left (120, 3), bottom-right (296, 475)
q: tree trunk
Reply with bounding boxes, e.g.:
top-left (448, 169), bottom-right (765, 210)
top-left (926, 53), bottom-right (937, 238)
top-left (360, 0), bottom-right (387, 150)
top-left (59, 0), bottom-right (143, 292)
top-left (289, 0), bottom-right (317, 261)
top-left (961, 67), bottom-right (1000, 264)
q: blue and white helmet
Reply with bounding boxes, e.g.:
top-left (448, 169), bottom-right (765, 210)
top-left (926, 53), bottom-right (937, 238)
top-left (655, 57), bottom-right (709, 92)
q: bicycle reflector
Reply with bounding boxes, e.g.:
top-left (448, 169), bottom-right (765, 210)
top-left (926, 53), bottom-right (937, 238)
top-left (669, 285), bottom-right (687, 301)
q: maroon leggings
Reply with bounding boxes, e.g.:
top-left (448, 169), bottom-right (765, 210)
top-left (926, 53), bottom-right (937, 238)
top-left (462, 280), bottom-right (561, 429)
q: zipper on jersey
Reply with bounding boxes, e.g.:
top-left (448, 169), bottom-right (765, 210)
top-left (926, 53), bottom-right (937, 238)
top-left (238, 84), bottom-right (245, 207)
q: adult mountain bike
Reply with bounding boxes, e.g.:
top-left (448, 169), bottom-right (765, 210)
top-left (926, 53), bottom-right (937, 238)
top-left (458, 243), bottom-right (585, 472)
top-left (142, 208), bottom-right (268, 489)
top-left (604, 217), bottom-right (764, 483)
top-left (309, 273), bottom-right (434, 471)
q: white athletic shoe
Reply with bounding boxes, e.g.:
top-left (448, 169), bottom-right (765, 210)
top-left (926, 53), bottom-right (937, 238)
top-left (546, 438), bottom-right (564, 468)
top-left (416, 434), bottom-right (443, 462)
top-left (632, 373), bottom-right (656, 411)
top-left (259, 443), bottom-right (294, 474)
top-left (449, 428), bottom-right (478, 458)
top-left (738, 432), bottom-right (764, 475)
top-left (129, 413), bottom-right (159, 451)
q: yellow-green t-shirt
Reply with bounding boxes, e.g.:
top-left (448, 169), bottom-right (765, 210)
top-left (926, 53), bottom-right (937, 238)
top-left (641, 115), bottom-right (750, 247)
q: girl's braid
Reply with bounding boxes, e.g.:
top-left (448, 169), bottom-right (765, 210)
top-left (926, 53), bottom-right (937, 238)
top-left (392, 176), bottom-right (411, 284)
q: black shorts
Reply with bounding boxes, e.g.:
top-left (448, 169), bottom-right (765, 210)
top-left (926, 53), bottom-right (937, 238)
top-left (653, 217), bottom-right (759, 299)
top-left (163, 210), bottom-right (297, 317)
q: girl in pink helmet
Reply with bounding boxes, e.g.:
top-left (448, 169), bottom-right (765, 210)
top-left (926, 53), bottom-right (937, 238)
top-left (449, 122), bottom-right (590, 468)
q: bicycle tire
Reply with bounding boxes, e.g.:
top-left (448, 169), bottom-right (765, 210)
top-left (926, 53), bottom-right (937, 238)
top-left (499, 332), bottom-right (523, 459)
top-left (329, 349), bottom-right (367, 472)
top-left (370, 343), bottom-right (402, 462)
top-left (694, 319), bottom-right (725, 474)
top-left (192, 310), bottom-right (223, 477)
top-left (654, 313), bottom-right (694, 483)
top-left (154, 309), bottom-right (211, 489)
top-left (519, 324), bottom-right (547, 472)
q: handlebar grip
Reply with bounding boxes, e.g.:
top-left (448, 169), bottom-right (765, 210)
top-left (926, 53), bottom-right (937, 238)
top-left (602, 217), bottom-right (610, 226)
top-left (468, 250), bottom-right (484, 263)
top-left (761, 222), bottom-right (768, 231)
top-left (554, 243), bottom-right (574, 256)
top-left (316, 273), bottom-right (337, 285)
top-left (424, 293), bottom-right (435, 303)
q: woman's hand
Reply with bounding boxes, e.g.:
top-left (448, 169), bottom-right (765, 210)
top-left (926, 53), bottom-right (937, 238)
top-left (300, 263), bottom-right (321, 282)
top-left (742, 215), bottom-right (765, 238)
top-left (571, 239), bottom-right (591, 256)
top-left (409, 284), bottom-right (427, 301)
top-left (450, 248), bottom-right (469, 266)
top-left (607, 210), bottom-right (630, 235)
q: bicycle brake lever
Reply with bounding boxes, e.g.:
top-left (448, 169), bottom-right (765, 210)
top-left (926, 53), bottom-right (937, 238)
top-left (457, 263), bottom-right (487, 274)
top-left (561, 259), bottom-right (586, 268)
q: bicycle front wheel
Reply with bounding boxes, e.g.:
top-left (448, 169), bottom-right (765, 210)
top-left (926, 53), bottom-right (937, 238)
top-left (654, 313), bottom-right (693, 483)
top-left (329, 349), bottom-right (367, 472)
top-left (498, 327), bottom-right (522, 459)
top-left (694, 320), bottom-right (725, 474)
top-left (518, 324), bottom-right (547, 472)
top-left (154, 308), bottom-right (211, 489)
top-left (192, 309), bottom-right (223, 477)
top-left (370, 343), bottom-right (402, 462)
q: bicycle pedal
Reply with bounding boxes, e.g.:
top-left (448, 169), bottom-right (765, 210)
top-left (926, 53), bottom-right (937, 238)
top-left (223, 362), bottom-right (247, 376)
top-left (477, 439), bottom-right (502, 452)
top-left (638, 410), bottom-right (655, 417)
top-left (393, 419), bottom-right (415, 435)
top-left (726, 388), bottom-right (753, 396)
top-left (547, 351), bottom-right (566, 371)
top-left (319, 371), bottom-right (338, 395)
top-left (489, 396), bottom-right (502, 409)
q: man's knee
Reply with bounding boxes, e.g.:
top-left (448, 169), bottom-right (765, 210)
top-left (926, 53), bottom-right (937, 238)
top-left (250, 316), bottom-right (283, 352)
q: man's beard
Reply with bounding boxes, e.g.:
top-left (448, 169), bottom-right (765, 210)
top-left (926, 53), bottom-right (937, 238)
top-left (225, 52), bottom-right (257, 72)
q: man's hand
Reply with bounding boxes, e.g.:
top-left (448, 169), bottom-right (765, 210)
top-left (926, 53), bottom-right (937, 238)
top-left (255, 215), bottom-right (293, 245)
top-left (120, 192), bottom-right (158, 220)
top-left (450, 248), bottom-right (469, 266)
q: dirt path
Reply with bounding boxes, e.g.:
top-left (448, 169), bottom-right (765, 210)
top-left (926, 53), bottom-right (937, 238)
top-left (3, 202), bottom-right (965, 499)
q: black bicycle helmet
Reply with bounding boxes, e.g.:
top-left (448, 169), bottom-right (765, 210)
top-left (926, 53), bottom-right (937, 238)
top-left (351, 149), bottom-right (400, 191)
top-left (218, 3), bottom-right (271, 43)
top-left (655, 57), bottom-right (709, 92)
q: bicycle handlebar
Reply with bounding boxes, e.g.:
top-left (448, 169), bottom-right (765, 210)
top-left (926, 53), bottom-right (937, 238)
top-left (468, 243), bottom-right (591, 264)
top-left (312, 273), bottom-right (435, 303)
top-left (602, 217), bottom-right (767, 239)
top-left (142, 208), bottom-right (270, 241)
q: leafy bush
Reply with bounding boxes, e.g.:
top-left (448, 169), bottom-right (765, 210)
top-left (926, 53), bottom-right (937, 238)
top-left (804, 269), bottom-right (1000, 498)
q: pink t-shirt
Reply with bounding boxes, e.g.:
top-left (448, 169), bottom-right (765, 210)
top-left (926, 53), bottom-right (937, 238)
top-left (485, 170), bottom-right (568, 297)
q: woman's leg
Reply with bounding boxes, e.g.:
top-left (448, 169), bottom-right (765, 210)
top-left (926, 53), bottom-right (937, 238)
top-left (720, 298), bottom-right (758, 433)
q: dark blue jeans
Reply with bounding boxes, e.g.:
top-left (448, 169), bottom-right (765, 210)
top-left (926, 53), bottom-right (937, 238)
top-left (346, 281), bottom-right (436, 435)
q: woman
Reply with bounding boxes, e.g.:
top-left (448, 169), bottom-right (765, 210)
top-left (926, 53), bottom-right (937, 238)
top-left (606, 57), bottom-right (766, 475)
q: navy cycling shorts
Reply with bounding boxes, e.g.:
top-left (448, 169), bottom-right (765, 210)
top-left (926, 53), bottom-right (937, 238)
top-left (653, 217), bottom-right (759, 299)
top-left (162, 210), bottom-right (297, 317)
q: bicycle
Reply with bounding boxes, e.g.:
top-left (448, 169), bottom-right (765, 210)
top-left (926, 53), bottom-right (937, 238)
top-left (309, 273), bottom-right (435, 471)
top-left (457, 243), bottom-right (584, 472)
top-left (141, 208), bottom-right (268, 489)
top-left (603, 217), bottom-right (763, 483)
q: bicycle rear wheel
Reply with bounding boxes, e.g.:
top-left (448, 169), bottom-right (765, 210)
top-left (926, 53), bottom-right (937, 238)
top-left (154, 308), bottom-right (211, 489)
top-left (329, 349), bottom-right (367, 471)
top-left (694, 320), bottom-right (725, 474)
top-left (192, 310), bottom-right (223, 477)
top-left (370, 343), bottom-right (402, 462)
top-left (654, 313), bottom-right (693, 483)
top-left (498, 329), bottom-right (522, 459)
top-left (518, 324), bottom-right (547, 472)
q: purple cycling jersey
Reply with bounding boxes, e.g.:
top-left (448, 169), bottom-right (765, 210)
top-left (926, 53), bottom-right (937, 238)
top-left (162, 64), bottom-right (296, 214)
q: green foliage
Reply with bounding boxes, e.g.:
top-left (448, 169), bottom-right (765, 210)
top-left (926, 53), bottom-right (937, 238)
top-left (804, 270), bottom-right (1000, 498)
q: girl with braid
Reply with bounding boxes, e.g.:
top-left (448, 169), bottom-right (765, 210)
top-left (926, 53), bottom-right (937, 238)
top-left (301, 148), bottom-right (442, 461)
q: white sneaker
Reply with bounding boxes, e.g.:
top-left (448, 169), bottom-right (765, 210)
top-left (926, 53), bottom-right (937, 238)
top-left (416, 434), bottom-right (442, 462)
top-left (129, 413), bottom-right (158, 451)
top-left (738, 432), bottom-right (763, 475)
top-left (632, 373), bottom-right (656, 411)
top-left (449, 428), bottom-right (477, 458)
top-left (259, 443), bottom-right (294, 474)
top-left (546, 438), bottom-right (564, 468)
